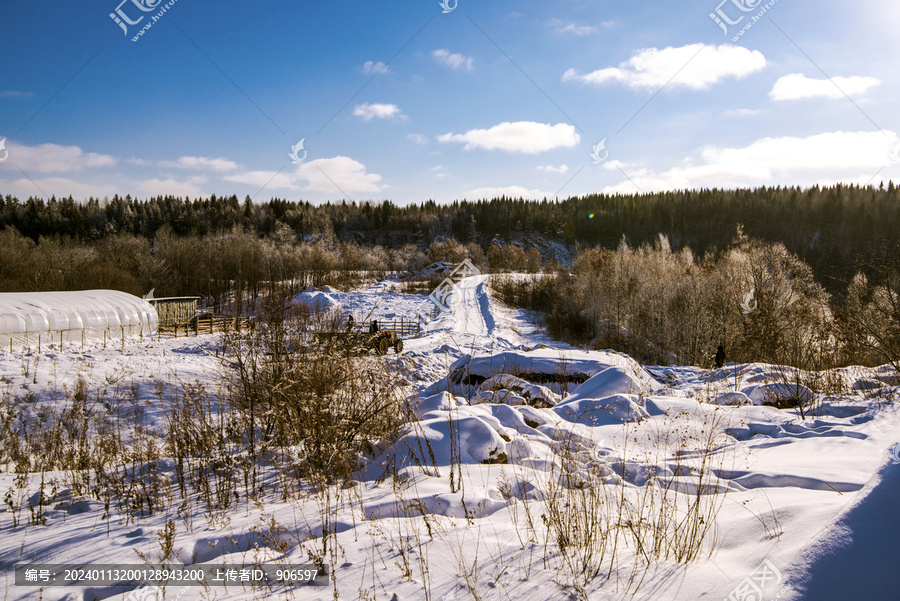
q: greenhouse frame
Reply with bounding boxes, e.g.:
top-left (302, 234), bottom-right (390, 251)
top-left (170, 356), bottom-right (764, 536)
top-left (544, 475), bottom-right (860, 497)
top-left (0, 290), bottom-right (158, 351)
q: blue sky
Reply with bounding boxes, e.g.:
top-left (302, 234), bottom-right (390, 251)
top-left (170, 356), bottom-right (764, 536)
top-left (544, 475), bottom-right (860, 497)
top-left (1, 0), bottom-right (898, 205)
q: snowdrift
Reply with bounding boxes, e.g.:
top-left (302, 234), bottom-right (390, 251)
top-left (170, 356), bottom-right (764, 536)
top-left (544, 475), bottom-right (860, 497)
top-left (552, 366), bottom-right (656, 425)
top-left (291, 289), bottom-right (342, 314)
top-left (554, 393), bottom-right (649, 426)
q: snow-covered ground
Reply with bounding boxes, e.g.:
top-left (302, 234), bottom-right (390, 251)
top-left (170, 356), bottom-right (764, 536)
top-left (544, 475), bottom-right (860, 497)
top-left (1, 274), bottom-right (899, 600)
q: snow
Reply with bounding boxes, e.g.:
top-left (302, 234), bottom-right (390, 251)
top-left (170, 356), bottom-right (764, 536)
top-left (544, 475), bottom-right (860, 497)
top-left (410, 390), bottom-right (463, 420)
top-left (475, 374), bottom-right (560, 407)
top-left (711, 390), bottom-right (753, 406)
top-left (565, 364), bottom-right (659, 400)
top-left (1, 273), bottom-right (899, 600)
top-left (291, 289), bottom-right (342, 313)
top-left (554, 393), bottom-right (649, 426)
top-left (744, 381), bottom-right (816, 407)
top-left (786, 461), bottom-right (900, 599)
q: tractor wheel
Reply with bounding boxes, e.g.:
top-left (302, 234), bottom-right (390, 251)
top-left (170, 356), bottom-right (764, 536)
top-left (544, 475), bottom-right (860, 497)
top-left (394, 340), bottom-right (403, 354)
top-left (376, 337), bottom-right (390, 356)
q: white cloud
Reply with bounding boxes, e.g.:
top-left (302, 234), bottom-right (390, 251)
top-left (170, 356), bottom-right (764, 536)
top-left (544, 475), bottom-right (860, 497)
top-left (429, 165), bottom-right (448, 178)
top-left (563, 43), bottom-right (766, 91)
top-left (726, 108), bottom-right (765, 117)
top-left (769, 73), bottom-right (881, 101)
top-left (353, 102), bottom-right (406, 121)
top-left (537, 164), bottom-right (570, 174)
top-left (0, 176), bottom-right (117, 199)
top-left (225, 156), bottom-right (384, 196)
top-left (224, 170), bottom-right (299, 191)
top-left (408, 133), bottom-right (429, 145)
top-left (464, 185), bottom-right (545, 199)
top-left (0, 142), bottom-right (116, 173)
top-left (551, 22), bottom-right (597, 35)
top-left (297, 157), bottom-right (384, 194)
top-left (166, 156), bottom-right (239, 172)
top-left (362, 61), bottom-right (389, 75)
top-left (0, 173), bottom-right (209, 200)
top-left (602, 130), bottom-right (899, 194)
top-left (438, 121), bottom-right (580, 154)
top-left (433, 49), bottom-right (474, 71)
top-left (135, 176), bottom-right (208, 198)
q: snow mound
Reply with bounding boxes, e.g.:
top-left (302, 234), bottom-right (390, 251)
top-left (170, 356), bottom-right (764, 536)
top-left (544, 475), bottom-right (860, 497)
top-left (427, 348), bottom-right (655, 396)
top-left (565, 365), bottom-right (655, 401)
top-left (411, 391), bottom-right (464, 420)
top-left (743, 382), bottom-right (815, 407)
top-left (851, 378), bottom-right (883, 391)
top-left (710, 391), bottom-right (753, 406)
top-left (554, 393), bottom-right (649, 426)
top-left (379, 414), bottom-right (509, 468)
top-left (292, 290), bottom-right (342, 313)
top-left (476, 374), bottom-right (560, 407)
top-left (474, 389), bottom-right (526, 406)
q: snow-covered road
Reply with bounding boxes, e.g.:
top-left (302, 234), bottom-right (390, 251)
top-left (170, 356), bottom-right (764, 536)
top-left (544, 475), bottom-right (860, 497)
top-left (450, 276), bottom-right (496, 338)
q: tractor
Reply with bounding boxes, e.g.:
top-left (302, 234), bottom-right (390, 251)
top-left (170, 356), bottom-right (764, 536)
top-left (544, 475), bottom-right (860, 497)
top-left (314, 322), bottom-right (403, 356)
top-left (369, 329), bottom-right (403, 355)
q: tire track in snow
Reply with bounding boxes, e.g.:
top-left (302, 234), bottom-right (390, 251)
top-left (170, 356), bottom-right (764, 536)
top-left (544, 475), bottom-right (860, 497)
top-left (449, 275), bottom-right (494, 338)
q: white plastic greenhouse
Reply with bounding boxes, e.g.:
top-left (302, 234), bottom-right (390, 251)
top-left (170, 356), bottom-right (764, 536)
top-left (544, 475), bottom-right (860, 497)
top-left (0, 290), bottom-right (158, 351)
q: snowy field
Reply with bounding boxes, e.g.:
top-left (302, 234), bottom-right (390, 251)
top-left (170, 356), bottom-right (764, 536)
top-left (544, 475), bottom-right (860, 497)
top-left (1, 274), bottom-right (899, 600)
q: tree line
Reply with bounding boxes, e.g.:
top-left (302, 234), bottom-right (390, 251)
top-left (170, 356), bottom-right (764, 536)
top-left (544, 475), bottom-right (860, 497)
top-left (1, 182), bottom-right (899, 292)
top-left (493, 229), bottom-right (900, 374)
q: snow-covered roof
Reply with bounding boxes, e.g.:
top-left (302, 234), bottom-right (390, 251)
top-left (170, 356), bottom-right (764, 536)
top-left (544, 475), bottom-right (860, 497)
top-left (0, 290), bottom-right (158, 344)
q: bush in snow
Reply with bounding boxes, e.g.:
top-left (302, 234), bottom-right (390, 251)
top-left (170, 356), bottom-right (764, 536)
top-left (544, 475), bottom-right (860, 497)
top-left (227, 305), bottom-right (405, 485)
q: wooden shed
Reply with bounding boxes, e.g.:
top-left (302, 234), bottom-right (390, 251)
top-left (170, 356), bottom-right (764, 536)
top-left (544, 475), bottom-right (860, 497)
top-left (147, 296), bottom-right (200, 326)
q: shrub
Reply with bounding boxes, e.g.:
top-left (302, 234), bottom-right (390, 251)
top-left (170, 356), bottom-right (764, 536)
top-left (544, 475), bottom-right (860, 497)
top-left (226, 304), bottom-right (406, 485)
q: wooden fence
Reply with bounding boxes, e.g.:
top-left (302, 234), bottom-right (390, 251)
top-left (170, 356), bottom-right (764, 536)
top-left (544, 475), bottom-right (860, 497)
top-left (158, 315), bottom-right (251, 338)
top-left (158, 316), bottom-right (421, 339)
top-left (352, 318), bottom-right (422, 337)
